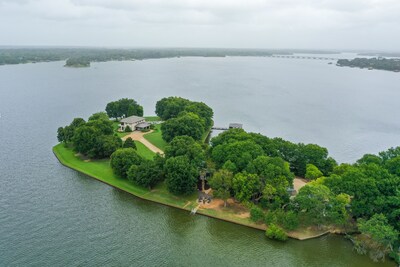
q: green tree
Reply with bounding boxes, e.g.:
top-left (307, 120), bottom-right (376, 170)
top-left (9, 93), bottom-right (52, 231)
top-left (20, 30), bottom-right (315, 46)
top-left (265, 224), bottom-right (288, 241)
top-left (184, 101), bottom-right (214, 128)
top-left (232, 172), bottom-right (260, 202)
top-left (106, 98), bottom-right (143, 119)
top-left (72, 125), bottom-right (99, 155)
top-left (212, 140), bottom-right (264, 172)
top-left (86, 119), bottom-right (113, 135)
top-left (165, 136), bottom-right (205, 168)
top-left (384, 156), bottom-right (400, 176)
top-left (357, 154), bottom-right (383, 166)
top-left (250, 206), bottom-right (265, 223)
top-left (305, 164), bottom-right (323, 180)
top-left (123, 137), bottom-right (136, 149)
top-left (88, 112), bottom-right (109, 121)
top-left (161, 112), bottom-right (205, 142)
top-left (357, 214), bottom-right (399, 261)
top-left (91, 134), bottom-right (122, 158)
top-left (208, 169), bottom-right (233, 207)
top-left (57, 127), bottom-right (65, 143)
top-left (155, 96), bottom-right (190, 120)
top-left (294, 182), bottom-right (332, 227)
top-left (110, 148), bottom-right (143, 178)
top-left (127, 160), bottom-right (163, 189)
top-left (247, 156), bottom-right (294, 207)
top-left (164, 156), bottom-right (198, 195)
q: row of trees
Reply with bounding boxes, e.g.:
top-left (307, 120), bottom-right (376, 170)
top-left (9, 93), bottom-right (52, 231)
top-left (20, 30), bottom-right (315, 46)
top-left (210, 128), bottom-right (336, 177)
top-left (156, 97), bottom-right (214, 142)
top-left (57, 112), bottom-right (122, 158)
top-left (208, 128), bottom-right (399, 262)
top-left (110, 135), bottom-right (205, 195)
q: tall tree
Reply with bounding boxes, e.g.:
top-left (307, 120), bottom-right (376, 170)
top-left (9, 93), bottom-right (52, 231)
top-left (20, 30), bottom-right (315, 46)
top-left (164, 156), bottom-right (198, 195)
top-left (208, 169), bottom-right (233, 207)
top-left (110, 148), bottom-right (143, 178)
top-left (105, 98), bottom-right (143, 119)
top-left (161, 112), bottom-right (205, 142)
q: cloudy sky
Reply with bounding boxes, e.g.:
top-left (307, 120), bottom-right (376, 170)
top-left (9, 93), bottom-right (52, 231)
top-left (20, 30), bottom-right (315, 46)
top-left (0, 0), bottom-right (399, 51)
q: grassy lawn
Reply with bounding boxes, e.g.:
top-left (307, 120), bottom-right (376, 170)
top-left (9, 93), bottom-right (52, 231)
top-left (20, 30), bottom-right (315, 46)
top-left (143, 124), bottom-right (168, 151)
top-left (144, 116), bottom-right (161, 122)
top-left (134, 141), bottom-right (156, 160)
top-left (53, 144), bottom-right (197, 209)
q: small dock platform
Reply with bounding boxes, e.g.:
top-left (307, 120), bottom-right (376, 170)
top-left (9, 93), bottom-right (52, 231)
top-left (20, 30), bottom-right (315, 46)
top-left (212, 123), bottom-right (243, 131)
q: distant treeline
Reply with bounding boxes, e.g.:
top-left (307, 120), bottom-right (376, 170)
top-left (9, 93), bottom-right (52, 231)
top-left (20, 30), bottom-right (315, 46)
top-left (0, 47), bottom-right (337, 66)
top-left (337, 57), bottom-right (400, 72)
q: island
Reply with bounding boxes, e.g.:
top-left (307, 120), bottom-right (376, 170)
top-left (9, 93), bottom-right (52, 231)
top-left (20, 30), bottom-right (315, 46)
top-left (64, 57), bottom-right (90, 68)
top-left (337, 57), bottom-right (400, 72)
top-left (53, 96), bottom-right (400, 264)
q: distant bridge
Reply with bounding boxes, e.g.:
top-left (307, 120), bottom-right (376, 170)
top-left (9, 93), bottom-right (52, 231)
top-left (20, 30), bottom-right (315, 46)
top-left (269, 55), bottom-right (337, 61)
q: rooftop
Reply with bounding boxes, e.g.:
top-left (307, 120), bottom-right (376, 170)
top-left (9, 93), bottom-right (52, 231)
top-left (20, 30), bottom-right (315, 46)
top-left (120, 115), bottom-right (145, 124)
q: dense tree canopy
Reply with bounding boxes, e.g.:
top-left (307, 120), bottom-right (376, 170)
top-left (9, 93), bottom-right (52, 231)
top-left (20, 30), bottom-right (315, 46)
top-left (164, 136), bottom-right (205, 168)
top-left (161, 112), bottom-right (205, 142)
top-left (210, 129), bottom-right (336, 177)
top-left (155, 97), bottom-right (190, 120)
top-left (110, 148), bottom-right (143, 178)
top-left (164, 156), bottom-right (198, 195)
top-left (127, 160), bottom-right (163, 189)
top-left (106, 98), bottom-right (143, 119)
top-left (208, 169), bottom-right (233, 207)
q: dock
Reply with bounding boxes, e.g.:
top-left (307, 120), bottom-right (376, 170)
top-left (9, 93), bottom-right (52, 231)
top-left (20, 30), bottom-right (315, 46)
top-left (212, 123), bottom-right (243, 131)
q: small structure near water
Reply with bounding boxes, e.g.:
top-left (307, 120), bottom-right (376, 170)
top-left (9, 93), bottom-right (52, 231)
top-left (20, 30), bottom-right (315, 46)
top-left (212, 123), bottom-right (243, 131)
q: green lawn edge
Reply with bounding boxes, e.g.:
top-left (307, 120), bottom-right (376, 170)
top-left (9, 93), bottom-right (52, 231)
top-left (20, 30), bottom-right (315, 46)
top-left (52, 143), bottom-right (289, 236)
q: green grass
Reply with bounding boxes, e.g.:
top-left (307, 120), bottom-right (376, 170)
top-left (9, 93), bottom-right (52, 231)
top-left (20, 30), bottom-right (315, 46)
top-left (143, 124), bottom-right (168, 151)
top-left (134, 141), bottom-right (156, 160)
top-left (144, 116), bottom-right (161, 122)
top-left (53, 144), bottom-right (197, 209)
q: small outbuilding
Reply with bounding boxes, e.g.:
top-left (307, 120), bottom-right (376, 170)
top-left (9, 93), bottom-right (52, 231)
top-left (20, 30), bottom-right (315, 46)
top-left (229, 123), bottom-right (243, 129)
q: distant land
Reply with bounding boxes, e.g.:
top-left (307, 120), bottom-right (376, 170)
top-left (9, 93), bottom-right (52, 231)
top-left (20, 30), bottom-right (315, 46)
top-left (0, 47), bottom-right (338, 67)
top-left (337, 58), bottom-right (400, 72)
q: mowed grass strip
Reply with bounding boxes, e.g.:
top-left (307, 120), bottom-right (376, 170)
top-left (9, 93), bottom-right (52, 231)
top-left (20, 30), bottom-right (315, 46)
top-left (52, 144), bottom-right (196, 209)
top-left (134, 141), bottom-right (156, 160)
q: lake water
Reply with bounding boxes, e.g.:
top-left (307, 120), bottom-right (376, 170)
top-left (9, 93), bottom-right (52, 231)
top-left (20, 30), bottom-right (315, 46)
top-left (0, 56), bottom-right (398, 266)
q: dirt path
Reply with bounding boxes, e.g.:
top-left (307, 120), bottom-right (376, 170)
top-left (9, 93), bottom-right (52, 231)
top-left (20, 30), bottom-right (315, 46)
top-left (122, 131), bottom-right (164, 155)
top-left (293, 177), bottom-right (308, 194)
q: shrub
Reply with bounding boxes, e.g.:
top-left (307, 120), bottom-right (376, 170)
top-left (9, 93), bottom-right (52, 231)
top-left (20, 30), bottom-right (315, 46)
top-left (250, 206), bottom-right (265, 223)
top-left (280, 211), bottom-right (299, 231)
top-left (123, 137), bottom-right (136, 149)
top-left (264, 211), bottom-right (277, 225)
top-left (265, 224), bottom-right (288, 241)
top-left (125, 125), bottom-right (132, 132)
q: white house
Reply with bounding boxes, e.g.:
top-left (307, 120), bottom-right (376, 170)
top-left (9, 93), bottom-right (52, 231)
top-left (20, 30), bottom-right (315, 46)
top-left (119, 115), bottom-right (150, 131)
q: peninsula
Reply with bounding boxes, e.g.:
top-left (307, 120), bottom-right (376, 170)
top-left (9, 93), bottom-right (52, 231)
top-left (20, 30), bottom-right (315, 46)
top-left (54, 96), bottom-right (400, 264)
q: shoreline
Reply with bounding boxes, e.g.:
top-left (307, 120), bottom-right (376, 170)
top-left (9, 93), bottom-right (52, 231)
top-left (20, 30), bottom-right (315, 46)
top-left (52, 144), bottom-right (335, 241)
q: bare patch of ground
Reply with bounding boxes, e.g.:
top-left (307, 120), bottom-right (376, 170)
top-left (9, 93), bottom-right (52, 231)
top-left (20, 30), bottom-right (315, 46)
top-left (293, 177), bottom-right (308, 194)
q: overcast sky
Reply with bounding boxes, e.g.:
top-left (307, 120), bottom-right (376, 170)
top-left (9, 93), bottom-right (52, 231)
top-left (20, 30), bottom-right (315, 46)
top-left (0, 0), bottom-right (399, 51)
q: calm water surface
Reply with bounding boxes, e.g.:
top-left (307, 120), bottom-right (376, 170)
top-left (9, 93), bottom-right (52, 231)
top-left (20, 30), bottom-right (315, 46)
top-left (0, 56), bottom-right (398, 266)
